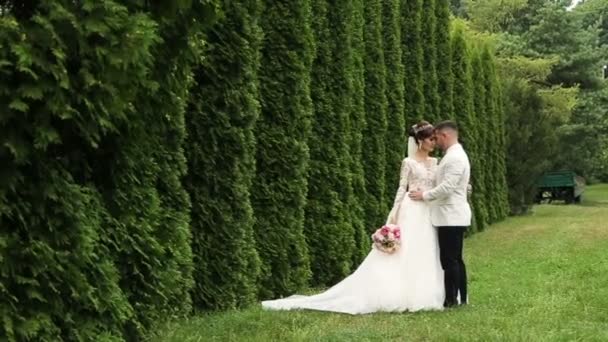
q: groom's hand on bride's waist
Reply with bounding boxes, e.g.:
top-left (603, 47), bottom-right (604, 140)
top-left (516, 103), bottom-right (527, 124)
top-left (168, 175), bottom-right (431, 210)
top-left (409, 191), bottom-right (424, 201)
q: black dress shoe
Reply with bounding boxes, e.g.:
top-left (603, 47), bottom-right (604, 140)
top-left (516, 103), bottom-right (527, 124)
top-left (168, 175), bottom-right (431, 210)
top-left (444, 301), bottom-right (456, 308)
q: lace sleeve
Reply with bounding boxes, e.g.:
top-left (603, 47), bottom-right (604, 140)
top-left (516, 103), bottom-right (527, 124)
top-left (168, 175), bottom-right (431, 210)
top-left (386, 159), bottom-right (410, 224)
top-left (393, 159), bottom-right (410, 205)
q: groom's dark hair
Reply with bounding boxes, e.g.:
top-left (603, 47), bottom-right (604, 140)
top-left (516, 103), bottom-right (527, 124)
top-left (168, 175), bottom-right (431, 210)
top-left (435, 120), bottom-right (459, 132)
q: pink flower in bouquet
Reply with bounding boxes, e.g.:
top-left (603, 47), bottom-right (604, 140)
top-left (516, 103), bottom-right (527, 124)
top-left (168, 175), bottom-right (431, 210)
top-left (394, 229), bottom-right (401, 239)
top-left (371, 233), bottom-right (381, 243)
top-left (380, 226), bottom-right (390, 236)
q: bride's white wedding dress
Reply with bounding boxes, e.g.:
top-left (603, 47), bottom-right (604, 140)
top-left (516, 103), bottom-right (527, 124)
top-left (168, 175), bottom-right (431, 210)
top-left (261, 157), bottom-right (445, 314)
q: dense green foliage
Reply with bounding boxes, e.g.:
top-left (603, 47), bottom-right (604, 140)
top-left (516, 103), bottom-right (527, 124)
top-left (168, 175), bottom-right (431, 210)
top-left (251, 0), bottom-right (314, 300)
top-left (185, 0), bottom-right (262, 311)
top-left (0, 0), bottom-right (517, 339)
top-left (383, 0), bottom-right (406, 210)
top-left (436, 0), bottom-right (454, 119)
top-left (482, 47), bottom-right (510, 220)
top-left (350, 0), bottom-right (369, 265)
top-left (362, 0), bottom-right (389, 233)
top-left (470, 48), bottom-right (490, 231)
top-left (462, 0), bottom-right (608, 212)
top-left (305, 0), bottom-right (356, 286)
top-left (401, 0), bottom-right (425, 124)
top-left (0, 1), bottom-right (212, 340)
top-left (421, 0), bottom-right (440, 122)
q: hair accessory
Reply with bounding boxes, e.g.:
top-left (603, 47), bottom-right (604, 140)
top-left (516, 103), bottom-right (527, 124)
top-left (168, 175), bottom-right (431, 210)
top-left (413, 123), bottom-right (433, 134)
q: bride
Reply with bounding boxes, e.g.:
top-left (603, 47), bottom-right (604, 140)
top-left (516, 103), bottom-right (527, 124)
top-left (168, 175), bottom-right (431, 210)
top-left (262, 121), bottom-right (444, 314)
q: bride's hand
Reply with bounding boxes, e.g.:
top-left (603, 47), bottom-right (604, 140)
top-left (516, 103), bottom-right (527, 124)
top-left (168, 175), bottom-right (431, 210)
top-left (409, 190), bottom-right (424, 201)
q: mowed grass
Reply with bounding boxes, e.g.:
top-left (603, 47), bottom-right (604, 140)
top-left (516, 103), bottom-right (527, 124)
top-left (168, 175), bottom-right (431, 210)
top-left (154, 184), bottom-right (608, 341)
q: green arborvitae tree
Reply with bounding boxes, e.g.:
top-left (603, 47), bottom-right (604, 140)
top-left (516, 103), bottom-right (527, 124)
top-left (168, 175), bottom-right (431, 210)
top-left (451, 25), bottom-right (475, 146)
top-left (421, 0), bottom-right (440, 122)
top-left (109, 2), bottom-right (212, 337)
top-left (252, 0), bottom-right (314, 299)
top-left (0, 1), bottom-right (212, 340)
top-left (480, 46), bottom-right (509, 222)
top-left (362, 0), bottom-right (389, 232)
top-left (470, 47), bottom-right (490, 231)
top-left (185, 0), bottom-right (262, 310)
top-left (480, 46), bottom-right (499, 223)
top-left (402, 0), bottom-right (425, 124)
top-left (450, 24), bottom-right (479, 231)
top-left (496, 90), bottom-right (510, 220)
top-left (350, 0), bottom-right (370, 265)
top-left (436, 0), bottom-right (454, 120)
top-left (0, 4), bottom-right (139, 338)
top-left (306, 0), bottom-right (356, 286)
top-left (383, 0), bottom-right (407, 209)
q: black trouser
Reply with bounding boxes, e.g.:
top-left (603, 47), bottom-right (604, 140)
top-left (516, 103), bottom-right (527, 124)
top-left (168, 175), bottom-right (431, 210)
top-left (437, 226), bottom-right (467, 306)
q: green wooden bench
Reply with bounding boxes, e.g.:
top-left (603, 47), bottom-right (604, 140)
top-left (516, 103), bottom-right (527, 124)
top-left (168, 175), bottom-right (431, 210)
top-left (535, 171), bottom-right (585, 204)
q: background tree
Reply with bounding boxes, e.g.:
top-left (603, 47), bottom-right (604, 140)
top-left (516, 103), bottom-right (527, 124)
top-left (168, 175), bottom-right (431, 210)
top-left (362, 0), bottom-right (389, 232)
top-left (0, 0), bottom-right (214, 339)
top-left (551, 1), bottom-right (608, 181)
top-left (350, 0), bottom-right (370, 265)
top-left (578, 0), bottom-right (608, 46)
top-left (422, 0), bottom-right (440, 122)
top-left (383, 0), bottom-right (406, 208)
top-left (305, 0), bottom-right (356, 286)
top-left (436, 0), bottom-right (454, 120)
top-left (402, 0), bottom-right (425, 124)
top-left (185, 0), bottom-right (262, 310)
top-left (463, 0), bottom-right (604, 212)
top-left (470, 46), bottom-right (490, 230)
top-left (450, 22), bottom-right (479, 230)
top-left (482, 46), bottom-right (510, 220)
top-left (115, 1), bottom-right (210, 336)
top-left (553, 87), bottom-right (608, 182)
top-left (252, 0), bottom-right (314, 299)
top-left (498, 57), bottom-right (577, 214)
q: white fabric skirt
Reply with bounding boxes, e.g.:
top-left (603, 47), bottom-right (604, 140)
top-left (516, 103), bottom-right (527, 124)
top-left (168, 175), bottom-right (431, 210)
top-left (261, 196), bottom-right (445, 314)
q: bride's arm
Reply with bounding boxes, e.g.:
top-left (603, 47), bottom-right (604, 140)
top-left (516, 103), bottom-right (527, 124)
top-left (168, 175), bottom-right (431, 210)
top-left (386, 159), bottom-right (410, 224)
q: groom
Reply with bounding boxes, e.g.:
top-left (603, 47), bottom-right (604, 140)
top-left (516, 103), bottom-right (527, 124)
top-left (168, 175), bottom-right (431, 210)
top-left (409, 120), bottom-right (471, 308)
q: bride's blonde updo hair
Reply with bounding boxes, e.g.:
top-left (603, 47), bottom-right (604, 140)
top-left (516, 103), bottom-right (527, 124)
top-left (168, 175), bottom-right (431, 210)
top-left (408, 120), bottom-right (434, 145)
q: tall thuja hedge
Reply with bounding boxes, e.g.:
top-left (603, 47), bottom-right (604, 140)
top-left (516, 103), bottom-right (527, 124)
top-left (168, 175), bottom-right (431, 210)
top-left (0, 1), bottom-right (184, 340)
top-left (185, 0), bottom-right (262, 310)
top-left (350, 0), bottom-right (369, 265)
top-left (469, 47), bottom-right (490, 231)
top-left (402, 0), bottom-right (425, 124)
top-left (497, 94), bottom-right (510, 219)
top-left (110, 2), bottom-right (214, 336)
top-left (383, 0), bottom-right (406, 208)
top-left (482, 46), bottom-right (509, 220)
top-left (480, 46), bottom-right (499, 223)
top-left (252, 0), bottom-right (314, 299)
top-left (450, 24), bottom-right (479, 231)
top-left (421, 0), bottom-right (440, 122)
top-left (306, 0), bottom-right (355, 286)
top-left (450, 24), bottom-right (475, 147)
top-left (436, 0), bottom-right (453, 120)
top-left (362, 0), bottom-right (389, 232)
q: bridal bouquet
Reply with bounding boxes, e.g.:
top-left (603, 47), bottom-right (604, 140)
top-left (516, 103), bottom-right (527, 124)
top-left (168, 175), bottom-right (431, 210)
top-left (371, 224), bottom-right (401, 254)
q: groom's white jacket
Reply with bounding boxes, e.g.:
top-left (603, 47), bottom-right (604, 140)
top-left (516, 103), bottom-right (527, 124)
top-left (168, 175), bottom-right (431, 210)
top-left (423, 143), bottom-right (472, 227)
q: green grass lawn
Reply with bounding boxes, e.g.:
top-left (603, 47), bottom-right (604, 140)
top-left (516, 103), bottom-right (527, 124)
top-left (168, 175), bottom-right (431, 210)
top-left (154, 184), bottom-right (608, 341)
